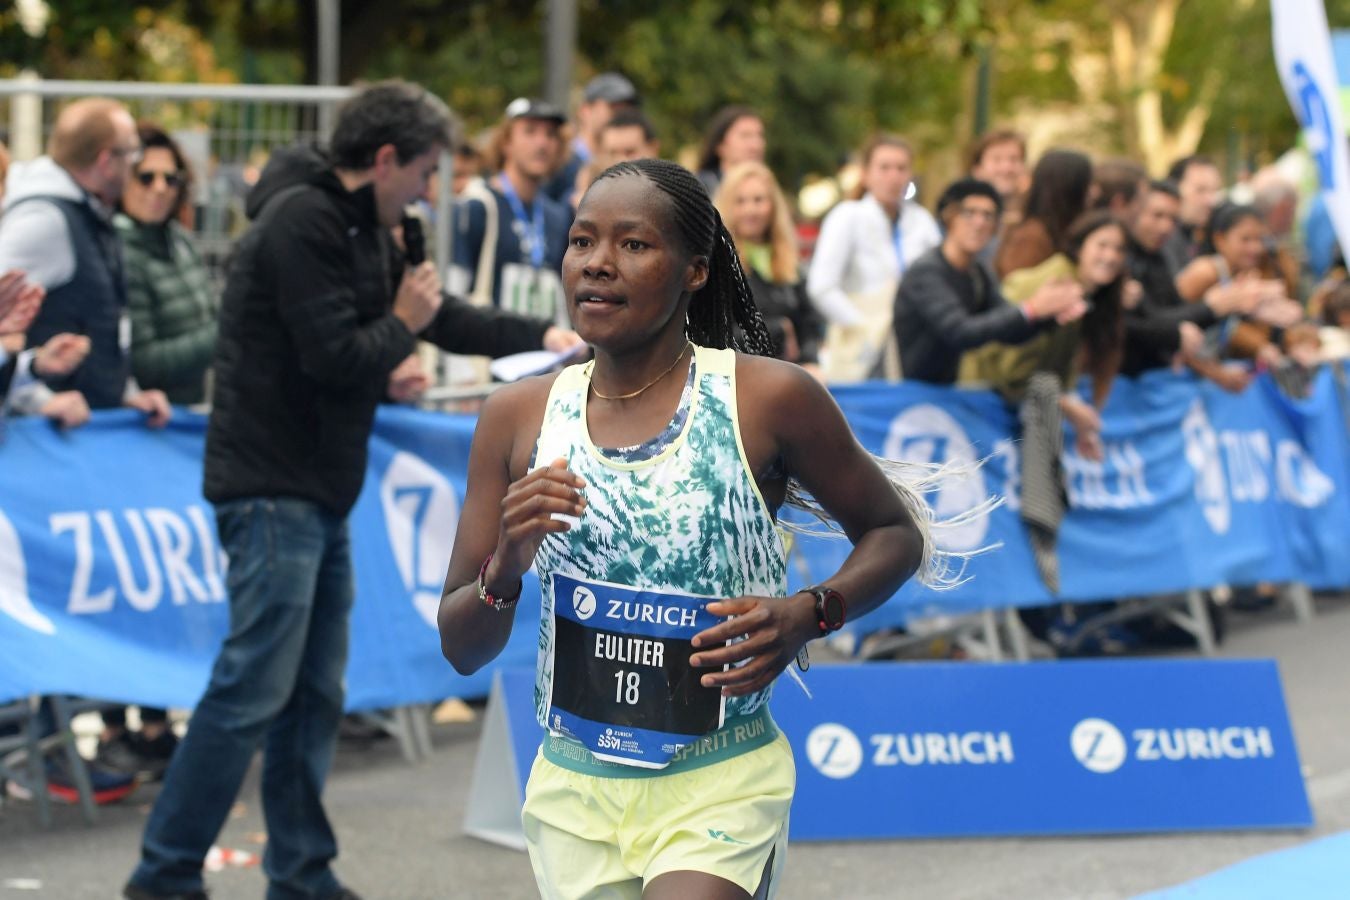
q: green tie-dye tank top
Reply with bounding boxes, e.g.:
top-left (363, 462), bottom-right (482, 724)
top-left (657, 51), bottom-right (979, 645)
top-left (531, 344), bottom-right (788, 769)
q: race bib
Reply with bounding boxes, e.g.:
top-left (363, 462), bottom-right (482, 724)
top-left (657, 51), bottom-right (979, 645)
top-left (546, 573), bottom-right (727, 769)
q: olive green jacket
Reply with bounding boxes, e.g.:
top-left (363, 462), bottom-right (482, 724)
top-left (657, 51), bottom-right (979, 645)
top-left (958, 253), bottom-right (1083, 403)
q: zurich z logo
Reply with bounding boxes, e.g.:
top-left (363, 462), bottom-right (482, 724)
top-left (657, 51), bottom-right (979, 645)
top-left (1293, 61), bottom-right (1336, 189)
top-left (1070, 718), bottom-right (1128, 774)
top-left (379, 451), bottom-right (461, 629)
top-left (572, 586), bottom-right (596, 621)
top-left (805, 723), bottom-right (864, 779)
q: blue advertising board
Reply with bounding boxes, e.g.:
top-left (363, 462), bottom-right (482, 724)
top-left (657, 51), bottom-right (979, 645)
top-left (778, 660), bottom-right (1311, 838)
top-left (472, 661), bottom-right (1311, 843)
top-left (0, 368), bottom-right (1347, 709)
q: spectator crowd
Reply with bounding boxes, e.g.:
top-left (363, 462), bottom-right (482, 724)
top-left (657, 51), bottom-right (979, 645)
top-left (1, 73), bottom-right (1349, 813)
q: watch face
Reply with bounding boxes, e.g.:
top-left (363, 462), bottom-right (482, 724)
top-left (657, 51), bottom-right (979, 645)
top-left (819, 588), bottom-right (846, 630)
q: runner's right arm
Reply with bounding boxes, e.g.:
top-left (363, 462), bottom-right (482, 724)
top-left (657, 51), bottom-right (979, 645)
top-left (437, 379), bottom-right (585, 674)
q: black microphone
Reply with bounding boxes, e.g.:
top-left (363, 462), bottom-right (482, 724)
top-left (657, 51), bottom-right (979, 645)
top-left (402, 214), bottom-right (426, 266)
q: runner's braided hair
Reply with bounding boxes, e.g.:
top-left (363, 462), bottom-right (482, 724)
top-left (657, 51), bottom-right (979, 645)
top-left (587, 159), bottom-right (986, 588)
top-left (591, 158), bottom-right (776, 355)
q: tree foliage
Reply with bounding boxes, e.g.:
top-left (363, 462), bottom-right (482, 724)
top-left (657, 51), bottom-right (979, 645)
top-left (0, 0), bottom-right (1339, 186)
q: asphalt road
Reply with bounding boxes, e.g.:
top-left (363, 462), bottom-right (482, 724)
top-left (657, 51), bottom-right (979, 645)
top-left (3, 594), bottom-right (1348, 900)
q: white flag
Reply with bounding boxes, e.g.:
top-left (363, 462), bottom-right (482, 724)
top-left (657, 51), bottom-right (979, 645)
top-left (1272, 0), bottom-right (1350, 266)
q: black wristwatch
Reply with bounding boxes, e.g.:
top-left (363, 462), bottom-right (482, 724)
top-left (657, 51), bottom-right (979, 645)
top-left (805, 585), bottom-right (847, 634)
top-left (795, 586), bottom-right (847, 673)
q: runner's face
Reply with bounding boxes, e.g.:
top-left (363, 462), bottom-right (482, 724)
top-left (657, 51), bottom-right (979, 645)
top-left (564, 175), bottom-right (707, 352)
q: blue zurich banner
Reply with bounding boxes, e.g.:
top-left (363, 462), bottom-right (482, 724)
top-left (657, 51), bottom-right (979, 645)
top-left (778, 660), bottom-right (1312, 838)
top-left (0, 368), bottom-right (1347, 708)
top-left (478, 661), bottom-right (1311, 840)
top-left (0, 407), bottom-right (545, 711)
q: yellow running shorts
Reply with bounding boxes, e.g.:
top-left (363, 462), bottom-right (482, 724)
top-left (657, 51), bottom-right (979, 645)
top-left (521, 733), bottom-right (795, 899)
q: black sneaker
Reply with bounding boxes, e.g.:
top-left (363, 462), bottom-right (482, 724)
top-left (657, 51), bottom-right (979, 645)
top-left (322, 889), bottom-right (363, 900)
top-left (130, 730), bottom-right (179, 781)
top-left (135, 729), bottom-right (180, 761)
top-left (94, 733), bottom-right (145, 778)
top-left (122, 883), bottom-right (209, 900)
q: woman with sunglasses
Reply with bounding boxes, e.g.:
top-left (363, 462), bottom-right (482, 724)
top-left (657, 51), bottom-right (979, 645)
top-left (115, 121), bottom-right (217, 407)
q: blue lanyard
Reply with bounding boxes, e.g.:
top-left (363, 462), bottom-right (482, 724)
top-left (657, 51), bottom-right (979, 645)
top-left (499, 173), bottom-right (546, 269)
top-left (892, 216), bottom-right (906, 277)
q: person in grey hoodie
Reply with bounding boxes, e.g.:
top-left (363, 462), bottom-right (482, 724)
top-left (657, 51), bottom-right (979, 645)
top-left (0, 97), bottom-right (170, 424)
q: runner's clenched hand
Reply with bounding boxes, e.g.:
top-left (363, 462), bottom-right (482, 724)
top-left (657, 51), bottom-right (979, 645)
top-left (489, 457), bottom-right (587, 589)
top-left (689, 594), bottom-right (819, 697)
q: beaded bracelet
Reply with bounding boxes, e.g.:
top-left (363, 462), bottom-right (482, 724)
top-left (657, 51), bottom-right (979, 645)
top-left (477, 553), bottom-right (522, 611)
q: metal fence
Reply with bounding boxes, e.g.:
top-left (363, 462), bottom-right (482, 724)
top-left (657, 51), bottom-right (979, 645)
top-left (0, 77), bottom-right (480, 401)
top-left (0, 79), bottom-right (369, 284)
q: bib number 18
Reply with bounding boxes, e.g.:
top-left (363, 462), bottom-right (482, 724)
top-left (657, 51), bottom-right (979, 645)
top-left (614, 670), bottom-right (641, 705)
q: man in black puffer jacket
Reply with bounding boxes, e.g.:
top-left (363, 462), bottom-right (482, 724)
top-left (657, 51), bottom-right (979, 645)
top-left (126, 81), bottom-right (577, 900)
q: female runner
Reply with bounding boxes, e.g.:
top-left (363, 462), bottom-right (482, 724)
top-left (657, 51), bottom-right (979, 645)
top-left (439, 158), bottom-right (945, 900)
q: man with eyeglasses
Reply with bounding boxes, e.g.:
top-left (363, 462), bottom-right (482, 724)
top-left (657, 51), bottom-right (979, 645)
top-left (0, 97), bottom-right (172, 424)
top-left (895, 177), bottom-right (1087, 385)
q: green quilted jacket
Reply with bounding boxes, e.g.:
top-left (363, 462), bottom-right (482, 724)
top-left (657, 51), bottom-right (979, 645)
top-left (116, 214), bottom-right (218, 405)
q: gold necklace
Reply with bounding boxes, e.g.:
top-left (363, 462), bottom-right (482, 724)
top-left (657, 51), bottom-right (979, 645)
top-left (588, 341), bottom-right (693, 402)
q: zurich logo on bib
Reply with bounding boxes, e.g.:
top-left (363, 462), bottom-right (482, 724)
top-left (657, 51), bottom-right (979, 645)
top-left (571, 585), bottom-right (596, 620)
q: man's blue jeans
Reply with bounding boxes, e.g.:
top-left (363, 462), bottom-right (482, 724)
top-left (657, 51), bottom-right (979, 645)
top-left (129, 497), bottom-right (354, 899)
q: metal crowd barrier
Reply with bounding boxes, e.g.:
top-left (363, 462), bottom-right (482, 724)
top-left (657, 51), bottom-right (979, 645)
top-left (0, 77), bottom-right (464, 392)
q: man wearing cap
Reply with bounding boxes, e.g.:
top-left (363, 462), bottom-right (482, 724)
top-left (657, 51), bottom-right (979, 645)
top-left (895, 178), bottom-right (1086, 385)
top-left (544, 72), bottom-right (641, 205)
top-left (450, 98), bottom-right (572, 322)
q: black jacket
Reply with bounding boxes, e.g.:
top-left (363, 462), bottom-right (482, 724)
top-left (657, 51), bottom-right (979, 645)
top-left (1122, 237), bottom-right (1217, 376)
top-left (895, 247), bottom-right (1041, 385)
top-left (204, 147), bottom-right (549, 515)
top-left (746, 269), bottom-right (823, 364)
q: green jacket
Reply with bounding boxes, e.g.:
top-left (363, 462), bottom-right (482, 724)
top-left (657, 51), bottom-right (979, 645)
top-left (116, 214), bottom-right (217, 405)
top-left (959, 253), bottom-right (1083, 403)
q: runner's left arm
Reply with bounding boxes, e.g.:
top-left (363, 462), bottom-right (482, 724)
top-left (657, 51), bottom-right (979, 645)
top-left (691, 359), bottom-right (924, 695)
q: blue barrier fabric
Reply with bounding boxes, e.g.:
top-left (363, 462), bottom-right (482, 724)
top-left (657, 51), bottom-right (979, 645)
top-left (797, 368), bottom-right (1350, 629)
top-left (490, 661), bottom-right (1311, 839)
top-left (0, 369), bottom-right (1347, 708)
top-left (776, 660), bottom-right (1311, 838)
